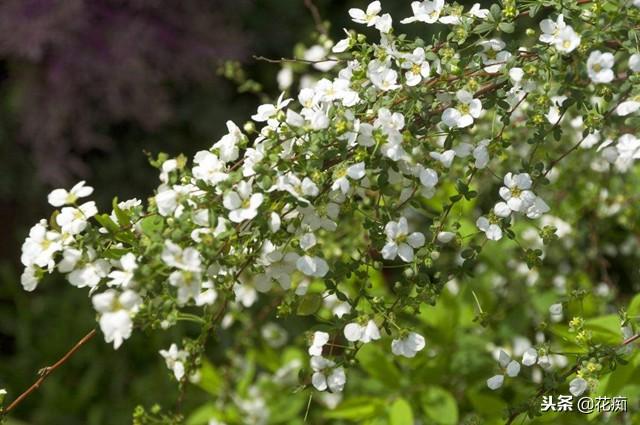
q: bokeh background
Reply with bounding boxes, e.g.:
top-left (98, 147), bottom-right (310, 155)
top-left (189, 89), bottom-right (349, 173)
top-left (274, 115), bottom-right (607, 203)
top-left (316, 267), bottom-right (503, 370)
top-left (0, 1), bottom-right (420, 423)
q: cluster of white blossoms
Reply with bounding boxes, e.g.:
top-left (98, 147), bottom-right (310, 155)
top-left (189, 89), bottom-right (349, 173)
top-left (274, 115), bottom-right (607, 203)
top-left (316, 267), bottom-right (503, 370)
top-left (475, 172), bottom-right (549, 241)
top-left (538, 14), bottom-right (580, 54)
top-left (17, 0), bottom-right (640, 410)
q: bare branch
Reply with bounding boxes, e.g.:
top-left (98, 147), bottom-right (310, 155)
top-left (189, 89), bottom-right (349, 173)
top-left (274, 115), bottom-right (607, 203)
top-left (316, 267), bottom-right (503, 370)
top-left (1, 329), bottom-right (97, 416)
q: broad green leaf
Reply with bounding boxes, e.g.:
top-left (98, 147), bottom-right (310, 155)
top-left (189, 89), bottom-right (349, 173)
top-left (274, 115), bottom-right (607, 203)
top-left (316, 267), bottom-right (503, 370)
top-left (140, 215), bottom-right (164, 239)
top-left (389, 397), bottom-right (413, 425)
top-left (420, 386), bottom-right (458, 425)
top-left (356, 344), bottom-right (403, 389)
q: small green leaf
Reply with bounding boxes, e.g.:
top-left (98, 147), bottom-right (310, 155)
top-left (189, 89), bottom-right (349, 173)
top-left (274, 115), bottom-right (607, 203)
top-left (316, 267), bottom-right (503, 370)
top-left (94, 214), bottom-right (120, 233)
top-left (140, 215), bottom-right (165, 239)
top-left (498, 22), bottom-right (514, 33)
top-left (296, 293), bottom-right (323, 316)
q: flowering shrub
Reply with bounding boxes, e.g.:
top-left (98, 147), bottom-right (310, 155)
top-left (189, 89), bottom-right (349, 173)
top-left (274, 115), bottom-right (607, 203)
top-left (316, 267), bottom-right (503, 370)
top-left (4, 0), bottom-right (640, 424)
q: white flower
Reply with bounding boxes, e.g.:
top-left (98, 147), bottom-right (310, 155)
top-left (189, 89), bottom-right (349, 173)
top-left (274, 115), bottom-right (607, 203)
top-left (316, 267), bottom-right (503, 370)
top-left (391, 332), bottom-right (426, 358)
top-left (20, 220), bottom-right (62, 271)
top-left (522, 347), bottom-right (538, 366)
top-left (299, 233), bottom-right (317, 252)
top-left (68, 260), bottom-right (110, 288)
top-left (58, 248), bottom-right (82, 273)
top-left (401, 0), bottom-right (444, 24)
top-left (251, 93), bottom-right (292, 122)
top-left (437, 231), bottom-right (455, 243)
top-left (296, 255), bottom-right (329, 278)
top-left (21, 266), bottom-right (39, 292)
top-left (92, 289), bottom-right (141, 349)
top-left (554, 26), bottom-right (581, 54)
top-left (159, 344), bottom-right (188, 381)
top-left (442, 90), bottom-right (482, 128)
top-left (56, 201), bottom-right (98, 235)
top-left (587, 51), bottom-right (615, 83)
top-left (269, 212), bottom-right (281, 233)
top-left (213, 121), bottom-right (243, 163)
top-left (479, 39), bottom-right (511, 73)
top-left (381, 217), bottom-right (425, 262)
top-left (311, 356), bottom-right (346, 392)
top-left (525, 196), bottom-right (550, 219)
top-left (487, 350), bottom-right (520, 390)
top-left (473, 139), bottom-right (490, 168)
top-left (223, 181), bottom-right (264, 223)
top-left (476, 216), bottom-right (502, 241)
top-left (539, 14), bottom-right (567, 44)
top-left (304, 45), bottom-right (338, 72)
top-left (193, 151), bottom-right (229, 186)
top-left (401, 47), bottom-right (431, 86)
top-left (233, 282), bottom-right (257, 308)
top-left (616, 98), bottom-right (640, 116)
top-left (332, 162), bottom-right (366, 194)
top-left (349, 1), bottom-right (391, 33)
top-left (468, 3), bottom-right (489, 19)
top-left (486, 374), bottom-right (504, 390)
top-left (309, 331), bottom-right (330, 356)
top-left (569, 377), bottom-right (588, 396)
top-left (429, 150), bottom-right (456, 168)
top-left (195, 280), bottom-right (218, 306)
top-left (629, 53), bottom-right (640, 72)
top-left (419, 167), bottom-right (439, 192)
top-left (367, 60), bottom-right (400, 91)
top-left (155, 184), bottom-right (199, 217)
top-left (277, 66), bottom-right (293, 90)
top-left (498, 172), bottom-right (536, 213)
top-left (271, 172), bottom-right (319, 204)
top-left (48, 181), bottom-right (94, 207)
top-left (539, 14), bottom-right (580, 54)
top-left (344, 320), bottom-right (381, 343)
top-left (161, 240), bottom-right (201, 272)
top-left (169, 270), bottom-right (202, 305)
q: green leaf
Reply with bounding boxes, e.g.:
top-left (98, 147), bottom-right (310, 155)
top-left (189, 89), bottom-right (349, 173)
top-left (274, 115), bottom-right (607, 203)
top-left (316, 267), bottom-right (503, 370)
top-left (498, 22), bottom-right (514, 33)
top-left (140, 215), bottom-right (165, 239)
top-left (94, 214), bottom-right (120, 233)
top-left (185, 404), bottom-right (219, 425)
top-left (324, 396), bottom-right (385, 420)
top-left (420, 386), bottom-right (458, 425)
top-left (296, 293), bottom-right (323, 316)
top-left (356, 344), bottom-right (403, 389)
top-left (197, 360), bottom-right (223, 396)
top-left (389, 397), bottom-right (413, 425)
top-left (628, 293), bottom-right (640, 316)
top-left (473, 22), bottom-right (496, 34)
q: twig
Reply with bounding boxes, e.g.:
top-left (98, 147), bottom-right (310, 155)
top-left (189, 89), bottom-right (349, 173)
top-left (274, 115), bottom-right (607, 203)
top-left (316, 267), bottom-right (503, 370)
top-left (303, 0), bottom-right (328, 36)
top-left (1, 329), bottom-right (97, 416)
top-left (253, 55), bottom-right (340, 65)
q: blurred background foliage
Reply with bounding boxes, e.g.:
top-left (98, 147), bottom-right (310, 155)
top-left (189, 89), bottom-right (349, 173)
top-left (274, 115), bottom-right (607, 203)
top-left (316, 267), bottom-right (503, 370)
top-left (1, 1), bottom-right (639, 424)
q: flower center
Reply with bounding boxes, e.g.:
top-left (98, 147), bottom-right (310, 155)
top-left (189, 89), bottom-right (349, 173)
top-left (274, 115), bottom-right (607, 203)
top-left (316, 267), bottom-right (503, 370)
top-left (458, 103), bottom-right (470, 115)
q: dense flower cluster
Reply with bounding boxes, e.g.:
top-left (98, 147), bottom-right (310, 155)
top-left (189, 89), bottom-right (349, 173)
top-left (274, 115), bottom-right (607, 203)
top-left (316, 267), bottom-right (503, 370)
top-left (12, 0), bottom-right (640, 422)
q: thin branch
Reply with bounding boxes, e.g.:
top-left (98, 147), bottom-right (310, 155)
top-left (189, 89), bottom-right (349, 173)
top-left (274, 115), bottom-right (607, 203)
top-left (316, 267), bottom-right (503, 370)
top-left (303, 0), bottom-right (328, 36)
top-left (252, 55), bottom-right (340, 65)
top-left (1, 329), bottom-right (97, 416)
